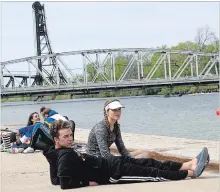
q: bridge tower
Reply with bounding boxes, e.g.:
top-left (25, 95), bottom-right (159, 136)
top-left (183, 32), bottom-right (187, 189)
top-left (32, 1), bottom-right (68, 85)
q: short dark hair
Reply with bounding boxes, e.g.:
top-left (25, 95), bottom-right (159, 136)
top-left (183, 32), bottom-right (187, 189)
top-left (50, 119), bottom-right (72, 138)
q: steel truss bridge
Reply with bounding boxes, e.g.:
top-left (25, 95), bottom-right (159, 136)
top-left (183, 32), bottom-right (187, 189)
top-left (1, 48), bottom-right (219, 97)
top-left (0, 2), bottom-right (219, 98)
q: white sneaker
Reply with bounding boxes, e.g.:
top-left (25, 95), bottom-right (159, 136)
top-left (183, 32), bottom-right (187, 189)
top-left (23, 147), bottom-right (34, 153)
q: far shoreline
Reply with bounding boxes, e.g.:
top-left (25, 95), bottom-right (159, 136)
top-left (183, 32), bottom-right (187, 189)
top-left (1, 92), bottom-right (218, 107)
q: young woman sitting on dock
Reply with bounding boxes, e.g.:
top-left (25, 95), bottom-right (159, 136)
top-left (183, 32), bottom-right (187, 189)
top-left (1, 112), bottom-right (41, 153)
top-left (87, 99), bottom-right (149, 159)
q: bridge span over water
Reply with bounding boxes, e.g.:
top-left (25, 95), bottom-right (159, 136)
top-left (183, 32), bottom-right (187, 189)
top-left (1, 48), bottom-right (219, 97)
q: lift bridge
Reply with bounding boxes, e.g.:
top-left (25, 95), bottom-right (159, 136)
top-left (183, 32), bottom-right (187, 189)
top-left (1, 2), bottom-right (219, 98)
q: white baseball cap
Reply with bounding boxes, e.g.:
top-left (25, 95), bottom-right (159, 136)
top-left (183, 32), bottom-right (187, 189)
top-left (105, 100), bottom-right (124, 111)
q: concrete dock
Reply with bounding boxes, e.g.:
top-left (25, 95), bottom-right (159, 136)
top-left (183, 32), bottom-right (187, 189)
top-left (1, 128), bottom-right (219, 192)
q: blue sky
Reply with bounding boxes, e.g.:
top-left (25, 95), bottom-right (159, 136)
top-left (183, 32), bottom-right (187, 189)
top-left (1, 1), bottom-right (219, 72)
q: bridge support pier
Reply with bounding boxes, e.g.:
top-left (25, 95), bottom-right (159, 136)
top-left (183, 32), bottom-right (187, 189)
top-left (114, 89), bottom-right (121, 97)
top-left (194, 83), bottom-right (200, 93)
top-left (166, 85), bottom-right (173, 95)
top-left (70, 94), bottom-right (74, 99)
top-left (33, 95), bottom-right (44, 101)
top-left (51, 94), bottom-right (57, 100)
top-left (142, 87), bottom-right (150, 95)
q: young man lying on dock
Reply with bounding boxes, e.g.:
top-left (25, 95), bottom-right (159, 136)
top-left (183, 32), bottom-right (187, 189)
top-left (43, 120), bottom-right (210, 190)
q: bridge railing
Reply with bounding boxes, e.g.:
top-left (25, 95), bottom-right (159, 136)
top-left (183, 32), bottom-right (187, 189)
top-left (1, 48), bottom-right (219, 90)
top-left (1, 75), bottom-right (219, 95)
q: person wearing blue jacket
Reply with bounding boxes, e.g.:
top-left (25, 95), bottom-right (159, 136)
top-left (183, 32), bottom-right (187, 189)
top-left (40, 106), bottom-right (75, 140)
top-left (18, 124), bottom-right (35, 140)
top-left (6, 112), bottom-right (41, 153)
top-left (40, 107), bottom-right (67, 128)
top-left (15, 112), bottom-right (41, 144)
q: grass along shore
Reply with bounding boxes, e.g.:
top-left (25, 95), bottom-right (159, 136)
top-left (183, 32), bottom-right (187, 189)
top-left (1, 85), bottom-right (219, 103)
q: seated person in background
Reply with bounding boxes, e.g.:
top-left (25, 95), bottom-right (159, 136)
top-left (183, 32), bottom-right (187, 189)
top-left (43, 119), bottom-right (210, 190)
top-left (40, 106), bottom-right (67, 128)
top-left (87, 99), bottom-right (149, 159)
top-left (40, 106), bottom-right (75, 140)
top-left (15, 112), bottom-right (41, 145)
top-left (1, 112), bottom-right (41, 153)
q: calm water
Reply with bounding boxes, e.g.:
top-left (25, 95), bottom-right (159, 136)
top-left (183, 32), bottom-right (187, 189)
top-left (1, 93), bottom-right (220, 141)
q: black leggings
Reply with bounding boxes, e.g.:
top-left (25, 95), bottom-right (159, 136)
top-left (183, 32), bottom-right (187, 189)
top-left (31, 120), bottom-right (76, 151)
top-left (31, 125), bottom-right (54, 151)
top-left (109, 156), bottom-right (188, 183)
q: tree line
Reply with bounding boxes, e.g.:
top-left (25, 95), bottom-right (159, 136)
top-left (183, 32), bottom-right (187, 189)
top-left (85, 26), bottom-right (219, 82)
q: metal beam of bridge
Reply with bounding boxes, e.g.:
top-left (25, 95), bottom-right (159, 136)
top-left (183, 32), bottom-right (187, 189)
top-left (3, 74), bottom-right (36, 78)
top-left (1, 76), bottom-right (219, 97)
top-left (1, 48), bottom-right (218, 65)
top-left (1, 48), bottom-right (219, 96)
